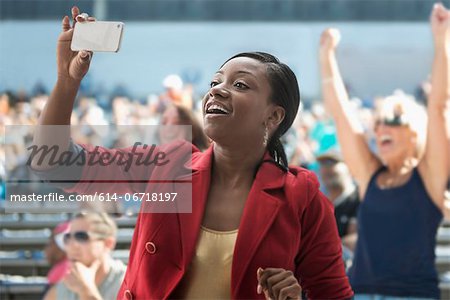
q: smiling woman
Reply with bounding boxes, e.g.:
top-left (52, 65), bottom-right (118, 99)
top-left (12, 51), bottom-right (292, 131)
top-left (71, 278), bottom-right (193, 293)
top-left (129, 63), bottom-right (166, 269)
top-left (30, 5), bottom-right (354, 300)
top-left (319, 3), bottom-right (450, 299)
top-left (203, 52), bottom-right (299, 171)
top-left (373, 93), bottom-right (428, 168)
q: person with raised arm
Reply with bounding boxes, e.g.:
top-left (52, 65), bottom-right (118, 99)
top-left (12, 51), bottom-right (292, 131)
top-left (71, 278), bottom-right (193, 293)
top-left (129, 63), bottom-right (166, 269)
top-left (319, 3), bottom-right (450, 299)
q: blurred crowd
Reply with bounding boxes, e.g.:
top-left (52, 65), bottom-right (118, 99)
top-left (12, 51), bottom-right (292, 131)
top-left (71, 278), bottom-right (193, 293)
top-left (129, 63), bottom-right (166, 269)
top-left (0, 73), bottom-right (442, 190)
top-left (2, 71), bottom-right (448, 227)
top-left (1, 73), bottom-right (448, 201)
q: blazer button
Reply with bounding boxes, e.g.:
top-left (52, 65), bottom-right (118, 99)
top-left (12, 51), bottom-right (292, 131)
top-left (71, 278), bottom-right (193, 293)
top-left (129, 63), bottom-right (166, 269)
top-left (145, 241), bottom-right (157, 254)
top-left (124, 290), bottom-right (133, 300)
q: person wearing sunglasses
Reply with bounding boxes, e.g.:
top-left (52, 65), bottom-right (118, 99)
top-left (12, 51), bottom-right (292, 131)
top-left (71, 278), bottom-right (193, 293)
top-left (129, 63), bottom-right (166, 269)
top-left (319, 3), bottom-right (450, 300)
top-left (43, 212), bottom-right (126, 300)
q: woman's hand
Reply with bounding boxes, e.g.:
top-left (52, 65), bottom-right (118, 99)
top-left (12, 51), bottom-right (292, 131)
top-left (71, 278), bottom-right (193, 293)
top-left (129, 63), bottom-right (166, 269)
top-left (430, 3), bottom-right (450, 49)
top-left (257, 268), bottom-right (302, 300)
top-left (57, 6), bottom-right (95, 82)
top-left (319, 28), bottom-right (341, 59)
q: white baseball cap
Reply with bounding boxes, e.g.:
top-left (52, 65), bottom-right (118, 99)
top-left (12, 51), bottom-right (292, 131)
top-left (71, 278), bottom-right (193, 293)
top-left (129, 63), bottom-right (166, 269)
top-left (163, 74), bottom-right (183, 90)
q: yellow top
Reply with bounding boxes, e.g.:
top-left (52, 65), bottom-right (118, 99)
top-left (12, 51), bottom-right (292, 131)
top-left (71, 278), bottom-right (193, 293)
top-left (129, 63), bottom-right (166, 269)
top-left (172, 226), bottom-right (238, 299)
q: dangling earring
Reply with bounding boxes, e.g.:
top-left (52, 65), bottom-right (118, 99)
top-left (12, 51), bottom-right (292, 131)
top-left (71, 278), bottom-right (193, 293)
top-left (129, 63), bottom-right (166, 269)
top-left (263, 126), bottom-right (269, 147)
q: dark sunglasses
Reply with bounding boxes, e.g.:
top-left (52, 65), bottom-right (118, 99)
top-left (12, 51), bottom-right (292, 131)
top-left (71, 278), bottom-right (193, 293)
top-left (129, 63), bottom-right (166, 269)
top-left (374, 114), bottom-right (409, 128)
top-left (63, 231), bottom-right (104, 244)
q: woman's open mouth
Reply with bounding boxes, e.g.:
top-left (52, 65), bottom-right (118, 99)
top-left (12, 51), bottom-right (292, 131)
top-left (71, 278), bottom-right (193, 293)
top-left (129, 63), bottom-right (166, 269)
top-left (379, 135), bottom-right (393, 148)
top-left (206, 104), bottom-right (231, 115)
top-left (204, 101), bottom-right (232, 118)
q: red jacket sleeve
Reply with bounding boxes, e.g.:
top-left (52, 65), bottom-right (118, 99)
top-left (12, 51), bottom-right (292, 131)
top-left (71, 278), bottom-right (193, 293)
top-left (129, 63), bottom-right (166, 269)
top-left (63, 143), bottom-right (152, 195)
top-left (116, 210), bottom-right (143, 299)
top-left (64, 140), bottom-right (193, 195)
top-left (295, 173), bottom-right (354, 299)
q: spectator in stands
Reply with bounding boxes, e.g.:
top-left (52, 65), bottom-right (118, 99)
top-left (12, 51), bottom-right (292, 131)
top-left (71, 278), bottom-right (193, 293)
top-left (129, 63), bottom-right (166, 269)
top-left (309, 103), bottom-right (339, 154)
top-left (289, 112), bottom-right (317, 168)
top-left (316, 150), bottom-right (359, 252)
top-left (43, 212), bottom-right (126, 300)
top-left (159, 103), bottom-right (210, 151)
top-left (32, 6), bottom-right (353, 299)
top-left (318, 3), bottom-right (450, 299)
top-left (44, 221), bottom-right (70, 286)
top-left (0, 92), bottom-right (10, 115)
top-left (151, 74), bottom-right (193, 114)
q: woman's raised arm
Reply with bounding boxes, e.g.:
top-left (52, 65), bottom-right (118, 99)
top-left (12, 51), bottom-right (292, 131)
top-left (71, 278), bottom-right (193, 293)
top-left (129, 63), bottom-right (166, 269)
top-left (31, 6), bottom-right (94, 171)
top-left (418, 3), bottom-right (450, 211)
top-left (319, 28), bottom-right (381, 196)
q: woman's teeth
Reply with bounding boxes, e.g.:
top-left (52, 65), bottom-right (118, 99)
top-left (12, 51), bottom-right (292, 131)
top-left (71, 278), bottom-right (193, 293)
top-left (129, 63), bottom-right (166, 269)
top-left (206, 104), bottom-right (230, 114)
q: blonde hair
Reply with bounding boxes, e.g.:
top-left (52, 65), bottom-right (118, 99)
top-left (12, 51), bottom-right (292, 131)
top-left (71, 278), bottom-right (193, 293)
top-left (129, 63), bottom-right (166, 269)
top-left (73, 211), bottom-right (117, 239)
top-left (375, 90), bottom-right (427, 159)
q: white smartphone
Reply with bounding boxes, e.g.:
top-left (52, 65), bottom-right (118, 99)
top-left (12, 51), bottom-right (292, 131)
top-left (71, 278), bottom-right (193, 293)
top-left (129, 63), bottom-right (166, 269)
top-left (71, 21), bottom-right (124, 52)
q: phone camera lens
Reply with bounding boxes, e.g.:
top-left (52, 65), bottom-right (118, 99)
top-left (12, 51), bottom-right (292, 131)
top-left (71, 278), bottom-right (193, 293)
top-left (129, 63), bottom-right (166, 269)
top-left (117, 24), bottom-right (121, 28)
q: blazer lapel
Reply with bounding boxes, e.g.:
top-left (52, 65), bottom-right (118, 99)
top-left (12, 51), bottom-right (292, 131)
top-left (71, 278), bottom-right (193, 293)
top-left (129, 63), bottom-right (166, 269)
top-left (177, 145), bottom-right (214, 271)
top-left (231, 156), bottom-right (286, 295)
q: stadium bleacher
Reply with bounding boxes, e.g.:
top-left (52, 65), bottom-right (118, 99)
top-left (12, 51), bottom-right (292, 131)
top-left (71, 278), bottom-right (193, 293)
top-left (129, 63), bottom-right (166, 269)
top-left (0, 213), bottom-right (136, 300)
top-left (0, 213), bottom-right (449, 299)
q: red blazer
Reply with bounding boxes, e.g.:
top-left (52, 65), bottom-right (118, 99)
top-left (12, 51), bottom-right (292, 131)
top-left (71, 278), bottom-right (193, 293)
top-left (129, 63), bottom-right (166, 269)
top-left (65, 141), bottom-right (353, 300)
